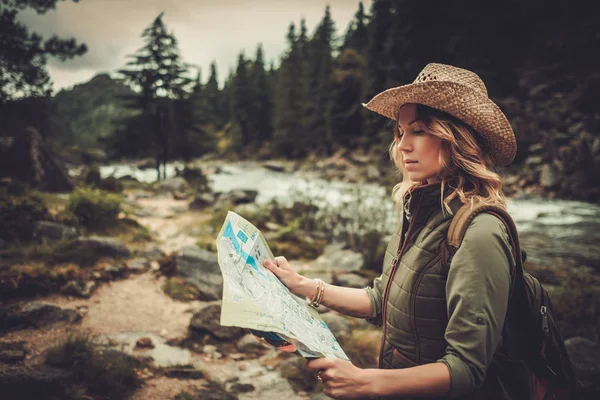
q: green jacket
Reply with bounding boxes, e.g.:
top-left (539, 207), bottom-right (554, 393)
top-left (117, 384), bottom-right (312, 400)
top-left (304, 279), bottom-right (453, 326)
top-left (365, 182), bottom-right (529, 399)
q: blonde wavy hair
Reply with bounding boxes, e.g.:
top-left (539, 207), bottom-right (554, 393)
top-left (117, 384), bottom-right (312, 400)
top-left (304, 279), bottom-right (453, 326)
top-left (390, 104), bottom-right (506, 214)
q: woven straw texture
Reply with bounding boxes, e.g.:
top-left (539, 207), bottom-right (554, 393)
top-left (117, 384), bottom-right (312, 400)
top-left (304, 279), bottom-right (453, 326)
top-left (363, 63), bottom-right (516, 166)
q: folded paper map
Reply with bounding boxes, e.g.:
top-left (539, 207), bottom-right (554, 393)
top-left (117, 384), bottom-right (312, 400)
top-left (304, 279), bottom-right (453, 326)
top-left (215, 211), bottom-right (349, 360)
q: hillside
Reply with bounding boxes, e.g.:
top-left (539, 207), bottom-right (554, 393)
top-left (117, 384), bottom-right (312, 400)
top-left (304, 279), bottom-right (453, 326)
top-left (53, 73), bottom-right (138, 149)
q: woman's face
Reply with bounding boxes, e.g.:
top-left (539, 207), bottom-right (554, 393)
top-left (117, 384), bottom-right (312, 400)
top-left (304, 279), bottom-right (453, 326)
top-left (396, 104), bottom-right (444, 184)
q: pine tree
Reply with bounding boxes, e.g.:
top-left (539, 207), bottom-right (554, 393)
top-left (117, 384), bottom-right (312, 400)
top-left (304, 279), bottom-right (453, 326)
top-left (204, 61), bottom-right (223, 129)
top-left (330, 48), bottom-right (367, 148)
top-left (273, 22), bottom-right (309, 157)
top-left (343, 1), bottom-right (369, 56)
top-left (232, 52), bottom-right (254, 150)
top-left (251, 44), bottom-right (273, 145)
top-left (0, 0), bottom-right (87, 103)
top-left (306, 6), bottom-right (336, 154)
top-left (118, 13), bottom-right (193, 180)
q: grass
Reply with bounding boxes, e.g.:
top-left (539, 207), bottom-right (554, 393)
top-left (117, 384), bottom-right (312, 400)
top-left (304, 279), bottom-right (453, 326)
top-left (45, 330), bottom-right (144, 400)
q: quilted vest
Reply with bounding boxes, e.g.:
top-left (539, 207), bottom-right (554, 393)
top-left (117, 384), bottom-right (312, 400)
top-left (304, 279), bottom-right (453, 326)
top-left (378, 182), bottom-right (463, 370)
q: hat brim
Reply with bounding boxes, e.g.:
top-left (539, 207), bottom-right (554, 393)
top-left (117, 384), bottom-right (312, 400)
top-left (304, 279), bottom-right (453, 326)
top-left (362, 81), bottom-right (516, 166)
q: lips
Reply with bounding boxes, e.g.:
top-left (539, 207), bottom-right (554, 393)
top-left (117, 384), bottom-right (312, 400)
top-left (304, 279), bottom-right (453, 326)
top-left (404, 160), bottom-right (418, 164)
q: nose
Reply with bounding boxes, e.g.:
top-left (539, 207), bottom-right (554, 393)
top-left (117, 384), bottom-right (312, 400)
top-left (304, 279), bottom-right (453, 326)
top-left (398, 134), bottom-right (412, 153)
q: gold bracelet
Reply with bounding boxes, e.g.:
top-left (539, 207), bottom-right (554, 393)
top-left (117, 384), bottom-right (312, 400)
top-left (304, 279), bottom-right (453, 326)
top-left (307, 279), bottom-right (323, 308)
top-left (307, 279), bottom-right (320, 306)
top-left (314, 279), bottom-right (325, 307)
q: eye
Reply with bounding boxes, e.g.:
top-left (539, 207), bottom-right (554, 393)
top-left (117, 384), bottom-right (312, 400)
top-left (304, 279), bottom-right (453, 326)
top-left (413, 130), bottom-right (424, 135)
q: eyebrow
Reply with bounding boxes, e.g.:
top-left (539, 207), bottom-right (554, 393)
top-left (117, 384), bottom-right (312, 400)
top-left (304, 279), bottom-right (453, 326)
top-left (397, 119), bottom-right (419, 130)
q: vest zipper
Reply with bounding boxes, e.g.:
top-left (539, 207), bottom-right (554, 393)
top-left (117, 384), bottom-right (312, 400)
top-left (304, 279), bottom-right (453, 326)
top-left (411, 253), bottom-right (442, 364)
top-left (378, 194), bottom-right (423, 368)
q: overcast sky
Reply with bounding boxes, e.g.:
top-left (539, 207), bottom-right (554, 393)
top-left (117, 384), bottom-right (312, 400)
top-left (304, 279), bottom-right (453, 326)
top-left (18, 0), bottom-right (371, 92)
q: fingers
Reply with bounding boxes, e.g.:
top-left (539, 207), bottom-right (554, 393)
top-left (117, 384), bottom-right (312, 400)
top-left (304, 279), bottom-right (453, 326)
top-left (263, 256), bottom-right (290, 272)
top-left (273, 256), bottom-right (289, 269)
top-left (307, 357), bottom-right (336, 371)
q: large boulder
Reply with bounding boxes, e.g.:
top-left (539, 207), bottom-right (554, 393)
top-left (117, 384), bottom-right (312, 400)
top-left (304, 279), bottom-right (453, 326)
top-left (34, 221), bottom-right (78, 244)
top-left (56, 236), bottom-right (131, 266)
top-left (189, 193), bottom-right (217, 210)
top-left (59, 281), bottom-right (97, 298)
top-left (158, 177), bottom-right (190, 193)
top-left (0, 302), bottom-right (81, 333)
top-left (175, 246), bottom-right (223, 301)
top-left (218, 190), bottom-right (258, 205)
top-left (0, 126), bottom-right (73, 192)
top-left (314, 243), bottom-right (364, 273)
top-left (189, 303), bottom-right (245, 341)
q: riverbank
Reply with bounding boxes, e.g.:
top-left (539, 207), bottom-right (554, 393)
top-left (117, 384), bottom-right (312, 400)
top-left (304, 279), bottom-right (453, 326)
top-left (2, 158), bottom-right (600, 399)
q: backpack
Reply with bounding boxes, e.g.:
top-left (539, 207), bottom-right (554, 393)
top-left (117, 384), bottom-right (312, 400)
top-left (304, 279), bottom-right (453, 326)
top-left (446, 203), bottom-right (579, 400)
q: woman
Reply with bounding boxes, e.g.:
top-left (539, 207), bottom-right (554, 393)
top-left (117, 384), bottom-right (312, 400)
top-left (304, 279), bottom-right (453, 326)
top-left (264, 63), bottom-right (520, 399)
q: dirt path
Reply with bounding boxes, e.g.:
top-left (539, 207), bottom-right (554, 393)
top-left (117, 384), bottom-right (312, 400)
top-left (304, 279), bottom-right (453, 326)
top-left (3, 194), bottom-right (307, 400)
top-left (132, 194), bottom-right (210, 254)
top-left (42, 272), bottom-right (195, 339)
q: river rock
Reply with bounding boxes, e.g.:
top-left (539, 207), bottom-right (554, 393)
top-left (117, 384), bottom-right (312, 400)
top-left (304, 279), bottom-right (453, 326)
top-left (189, 303), bottom-right (245, 341)
top-left (34, 221), bottom-right (78, 244)
top-left (189, 193), bottom-right (217, 210)
top-left (134, 244), bottom-right (165, 261)
top-left (0, 302), bottom-right (81, 333)
top-left (236, 333), bottom-right (267, 354)
top-left (230, 383), bottom-right (255, 393)
top-left (158, 177), bottom-right (190, 193)
top-left (219, 189), bottom-right (258, 205)
top-left (0, 341), bottom-right (27, 364)
top-left (175, 246), bottom-right (223, 300)
top-left (263, 161), bottom-right (286, 172)
top-left (59, 280), bottom-right (96, 298)
top-left (126, 257), bottom-right (150, 272)
top-left (135, 337), bottom-right (155, 349)
top-left (565, 337), bottom-right (600, 397)
top-left (165, 368), bottom-right (204, 379)
top-left (57, 236), bottom-right (131, 266)
top-left (334, 273), bottom-right (370, 289)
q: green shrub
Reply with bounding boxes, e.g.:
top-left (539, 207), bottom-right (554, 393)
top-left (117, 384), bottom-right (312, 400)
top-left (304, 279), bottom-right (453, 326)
top-left (0, 192), bottom-right (49, 243)
top-left (67, 187), bottom-right (121, 229)
top-left (46, 331), bottom-right (93, 368)
top-left (45, 331), bottom-right (143, 400)
top-left (163, 277), bottom-right (200, 301)
top-left (179, 166), bottom-right (210, 192)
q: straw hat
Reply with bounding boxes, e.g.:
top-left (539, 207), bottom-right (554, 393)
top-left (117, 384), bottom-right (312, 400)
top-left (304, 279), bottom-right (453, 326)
top-left (362, 63), bottom-right (516, 166)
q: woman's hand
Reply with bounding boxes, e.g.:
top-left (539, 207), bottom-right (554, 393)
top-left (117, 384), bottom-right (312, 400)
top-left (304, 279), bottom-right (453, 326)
top-left (307, 357), bottom-right (375, 399)
top-left (263, 256), bottom-right (307, 296)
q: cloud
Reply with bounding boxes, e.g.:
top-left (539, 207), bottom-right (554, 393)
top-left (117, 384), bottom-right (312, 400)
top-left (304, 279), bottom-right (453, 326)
top-left (17, 0), bottom-right (371, 90)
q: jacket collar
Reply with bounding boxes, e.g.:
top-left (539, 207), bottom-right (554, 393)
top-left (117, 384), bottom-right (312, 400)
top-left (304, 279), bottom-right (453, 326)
top-left (403, 180), bottom-right (463, 221)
